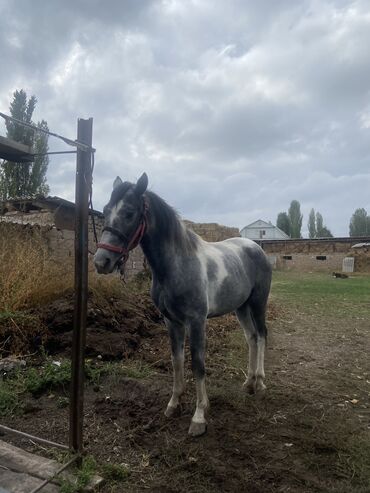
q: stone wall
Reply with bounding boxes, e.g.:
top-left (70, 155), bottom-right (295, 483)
top-left (0, 210), bottom-right (55, 226)
top-left (274, 253), bottom-right (345, 272)
top-left (0, 213), bottom-right (242, 279)
top-left (259, 237), bottom-right (370, 272)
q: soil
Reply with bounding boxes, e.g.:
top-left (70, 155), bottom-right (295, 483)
top-left (1, 278), bottom-right (370, 492)
top-left (0, 285), bottom-right (163, 358)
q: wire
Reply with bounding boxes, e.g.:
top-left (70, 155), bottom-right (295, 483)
top-left (32, 151), bottom-right (77, 157)
top-left (0, 111), bottom-right (96, 152)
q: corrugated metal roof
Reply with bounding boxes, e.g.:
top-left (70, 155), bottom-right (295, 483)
top-left (0, 196), bottom-right (103, 216)
top-left (0, 135), bottom-right (34, 162)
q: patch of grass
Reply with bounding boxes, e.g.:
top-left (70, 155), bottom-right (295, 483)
top-left (0, 385), bottom-right (19, 416)
top-left (59, 456), bottom-right (97, 493)
top-left (57, 396), bottom-right (69, 409)
top-left (0, 357), bottom-right (155, 416)
top-left (59, 458), bottom-right (130, 493)
top-left (271, 271), bottom-right (370, 317)
top-left (337, 435), bottom-right (370, 488)
top-left (120, 360), bottom-right (154, 379)
top-left (25, 360), bottom-right (72, 396)
top-left (101, 462), bottom-right (130, 482)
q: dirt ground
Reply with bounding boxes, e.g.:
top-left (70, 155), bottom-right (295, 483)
top-left (1, 272), bottom-right (370, 492)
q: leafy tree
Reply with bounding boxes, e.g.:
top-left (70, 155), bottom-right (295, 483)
top-left (0, 89), bottom-right (49, 200)
top-left (276, 212), bottom-right (291, 237)
top-left (308, 208), bottom-right (316, 239)
top-left (349, 208), bottom-right (369, 237)
top-left (288, 200), bottom-right (303, 238)
top-left (319, 226), bottom-right (333, 237)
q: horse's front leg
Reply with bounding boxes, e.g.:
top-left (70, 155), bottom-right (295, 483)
top-left (188, 320), bottom-right (209, 437)
top-left (164, 318), bottom-right (185, 418)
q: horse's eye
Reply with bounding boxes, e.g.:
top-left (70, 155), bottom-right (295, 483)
top-left (125, 212), bottom-right (134, 221)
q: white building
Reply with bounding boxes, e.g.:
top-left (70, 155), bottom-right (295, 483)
top-left (240, 219), bottom-right (290, 240)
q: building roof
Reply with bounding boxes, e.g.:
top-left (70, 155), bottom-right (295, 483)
top-left (352, 242), bottom-right (370, 248)
top-left (241, 219), bottom-right (290, 239)
top-left (0, 135), bottom-right (34, 163)
top-left (0, 196), bottom-right (103, 217)
top-left (242, 219), bottom-right (273, 229)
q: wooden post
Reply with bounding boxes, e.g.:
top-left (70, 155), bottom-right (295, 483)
top-left (70, 118), bottom-right (93, 454)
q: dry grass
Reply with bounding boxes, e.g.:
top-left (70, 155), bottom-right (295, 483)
top-left (0, 222), bottom-right (133, 312)
top-left (0, 223), bottom-right (73, 312)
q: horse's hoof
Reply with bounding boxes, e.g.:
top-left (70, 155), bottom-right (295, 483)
top-left (188, 420), bottom-right (207, 437)
top-left (256, 382), bottom-right (266, 393)
top-left (164, 405), bottom-right (178, 418)
top-left (243, 380), bottom-right (256, 395)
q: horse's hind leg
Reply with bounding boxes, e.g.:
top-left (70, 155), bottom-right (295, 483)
top-left (164, 318), bottom-right (185, 418)
top-left (236, 296), bottom-right (268, 394)
top-left (249, 294), bottom-right (268, 393)
top-left (235, 303), bottom-right (259, 394)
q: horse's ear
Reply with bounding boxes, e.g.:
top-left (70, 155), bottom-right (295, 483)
top-left (113, 176), bottom-right (122, 190)
top-left (135, 172), bottom-right (148, 196)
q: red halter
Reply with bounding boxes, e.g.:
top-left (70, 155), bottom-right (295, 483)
top-left (97, 198), bottom-right (148, 265)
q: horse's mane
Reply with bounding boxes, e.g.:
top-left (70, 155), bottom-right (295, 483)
top-left (145, 190), bottom-right (199, 253)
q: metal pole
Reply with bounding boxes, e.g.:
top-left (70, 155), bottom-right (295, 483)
top-left (69, 118), bottom-right (93, 454)
top-left (0, 424), bottom-right (68, 450)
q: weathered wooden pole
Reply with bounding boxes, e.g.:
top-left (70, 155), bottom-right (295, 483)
top-left (70, 118), bottom-right (93, 454)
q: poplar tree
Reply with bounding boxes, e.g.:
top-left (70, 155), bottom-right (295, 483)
top-left (308, 208), bottom-right (316, 238)
top-left (316, 212), bottom-right (333, 237)
top-left (288, 200), bottom-right (303, 239)
top-left (0, 89), bottom-right (49, 200)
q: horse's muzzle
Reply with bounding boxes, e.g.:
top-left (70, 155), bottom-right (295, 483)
top-left (94, 249), bottom-right (117, 274)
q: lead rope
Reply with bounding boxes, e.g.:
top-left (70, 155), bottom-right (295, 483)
top-left (89, 151), bottom-right (99, 248)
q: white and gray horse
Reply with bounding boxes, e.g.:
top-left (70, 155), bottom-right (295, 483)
top-left (94, 173), bottom-right (272, 436)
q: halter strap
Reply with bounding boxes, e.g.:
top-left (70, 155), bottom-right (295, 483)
top-left (101, 226), bottom-right (129, 245)
top-left (97, 198), bottom-right (148, 264)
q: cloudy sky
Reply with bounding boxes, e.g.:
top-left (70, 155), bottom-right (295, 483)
top-left (1, 0), bottom-right (370, 236)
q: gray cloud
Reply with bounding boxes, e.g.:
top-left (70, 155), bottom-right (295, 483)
top-left (1, 0), bottom-right (369, 236)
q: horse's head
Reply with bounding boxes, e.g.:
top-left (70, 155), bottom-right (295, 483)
top-left (94, 172), bottom-right (148, 274)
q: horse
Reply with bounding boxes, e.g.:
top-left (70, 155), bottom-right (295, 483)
top-left (94, 173), bottom-right (272, 436)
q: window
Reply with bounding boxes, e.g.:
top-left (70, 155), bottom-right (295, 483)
top-left (282, 255), bottom-right (292, 260)
top-left (316, 255), bottom-right (327, 261)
